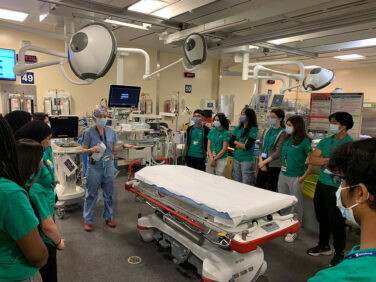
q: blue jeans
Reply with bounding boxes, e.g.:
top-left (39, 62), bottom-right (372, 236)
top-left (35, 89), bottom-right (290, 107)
top-left (83, 163), bottom-right (114, 224)
top-left (232, 159), bottom-right (255, 185)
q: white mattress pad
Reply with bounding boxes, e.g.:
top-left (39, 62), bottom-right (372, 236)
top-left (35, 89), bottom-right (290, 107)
top-left (135, 165), bottom-right (297, 227)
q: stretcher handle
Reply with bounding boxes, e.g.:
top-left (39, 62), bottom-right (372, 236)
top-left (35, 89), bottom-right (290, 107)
top-left (128, 160), bottom-right (141, 181)
top-left (157, 157), bottom-right (169, 164)
top-left (128, 186), bottom-right (205, 232)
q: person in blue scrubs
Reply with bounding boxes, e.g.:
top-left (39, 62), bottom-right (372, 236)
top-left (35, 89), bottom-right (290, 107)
top-left (82, 108), bottom-right (136, 232)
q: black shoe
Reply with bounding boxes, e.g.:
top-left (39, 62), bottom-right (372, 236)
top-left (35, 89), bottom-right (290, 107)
top-left (330, 251), bottom-right (344, 267)
top-left (307, 244), bottom-right (333, 256)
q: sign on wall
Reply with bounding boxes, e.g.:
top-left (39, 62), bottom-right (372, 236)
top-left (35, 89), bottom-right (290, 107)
top-left (185, 84), bottom-right (192, 94)
top-left (21, 72), bottom-right (34, 84)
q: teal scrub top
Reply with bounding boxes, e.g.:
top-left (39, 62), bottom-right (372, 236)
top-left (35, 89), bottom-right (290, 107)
top-left (316, 134), bottom-right (354, 187)
top-left (232, 126), bottom-right (258, 162)
top-left (281, 137), bottom-right (312, 177)
top-left (29, 182), bottom-right (55, 246)
top-left (0, 178), bottom-right (39, 281)
top-left (262, 127), bottom-right (283, 156)
top-left (208, 128), bottom-right (231, 159)
top-left (309, 245), bottom-right (376, 281)
top-left (35, 147), bottom-right (56, 190)
top-left (188, 127), bottom-right (205, 158)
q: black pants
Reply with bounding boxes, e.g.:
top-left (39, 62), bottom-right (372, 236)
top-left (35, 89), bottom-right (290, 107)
top-left (255, 166), bottom-right (281, 192)
top-left (186, 156), bottom-right (206, 171)
top-left (39, 243), bottom-right (57, 282)
top-left (313, 181), bottom-right (346, 252)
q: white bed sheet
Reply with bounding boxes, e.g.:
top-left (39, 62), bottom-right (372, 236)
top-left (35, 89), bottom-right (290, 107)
top-left (135, 165), bottom-right (297, 227)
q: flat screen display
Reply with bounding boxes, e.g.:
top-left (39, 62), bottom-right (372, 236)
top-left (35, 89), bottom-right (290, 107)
top-left (271, 94), bottom-right (284, 108)
top-left (108, 85), bottom-right (141, 108)
top-left (50, 116), bottom-right (79, 138)
top-left (0, 48), bottom-right (16, 81)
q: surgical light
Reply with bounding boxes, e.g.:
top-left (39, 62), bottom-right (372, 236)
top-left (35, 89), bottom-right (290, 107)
top-left (104, 19), bottom-right (151, 30)
top-left (303, 68), bottom-right (335, 91)
top-left (128, 0), bottom-right (168, 13)
top-left (334, 54), bottom-right (365, 60)
top-left (0, 8), bottom-right (28, 22)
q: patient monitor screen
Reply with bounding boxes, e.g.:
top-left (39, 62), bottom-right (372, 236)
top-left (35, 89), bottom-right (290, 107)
top-left (108, 85), bottom-right (141, 108)
top-left (50, 116), bottom-right (79, 138)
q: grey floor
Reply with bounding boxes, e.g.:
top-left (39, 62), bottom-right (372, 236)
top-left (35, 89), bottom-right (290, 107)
top-left (56, 171), bottom-right (359, 282)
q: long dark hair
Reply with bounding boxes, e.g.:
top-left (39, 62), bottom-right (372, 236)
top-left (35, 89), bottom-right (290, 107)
top-left (4, 110), bottom-right (31, 133)
top-left (16, 139), bottom-right (43, 189)
top-left (15, 120), bottom-right (52, 143)
top-left (271, 108), bottom-right (285, 128)
top-left (286, 115), bottom-right (309, 145)
top-left (0, 115), bottom-right (23, 186)
top-left (215, 113), bottom-right (229, 130)
top-left (240, 107), bottom-right (258, 137)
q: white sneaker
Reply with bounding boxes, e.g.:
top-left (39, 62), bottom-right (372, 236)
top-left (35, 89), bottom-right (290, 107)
top-left (284, 233), bottom-right (298, 243)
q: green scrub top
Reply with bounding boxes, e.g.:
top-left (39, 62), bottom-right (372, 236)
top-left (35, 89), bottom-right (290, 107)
top-left (316, 134), bottom-right (354, 187)
top-left (0, 178), bottom-right (39, 281)
top-left (208, 128), bottom-right (231, 159)
top-left (281, 137), bottom-right (312, 177)
top-left (188, 127), bottom-right (205, 158)
top-left (262, 127), bottom-right (283, 156)
top-left (232, 126), bottom-right (258, 162)
top-left (36, 147), bottom-right (56, 190)
top-left (308, 245), bottom-right (376, 281)
top-left (29, 182), bottom-right (55, 246)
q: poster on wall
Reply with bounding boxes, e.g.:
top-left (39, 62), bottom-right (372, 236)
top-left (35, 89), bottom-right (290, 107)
top-left (309, 93), bottom-right (331, 132)
top-left (330, 93), bottom-right (363, 139)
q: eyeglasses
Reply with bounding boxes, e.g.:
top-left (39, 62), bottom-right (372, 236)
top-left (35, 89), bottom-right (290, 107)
top-left (330, 173), bottom-right (346, 185)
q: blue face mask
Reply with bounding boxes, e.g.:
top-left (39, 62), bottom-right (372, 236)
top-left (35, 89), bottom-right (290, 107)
top-left (269, 118), bottom-right (277, 126)
top-left (213, 121), bottom-right (221, 128)
top-left (239, 115), bottom-right (247, 123)
top-left (335, 185), bottom-right (368, 228)
top-left (97, 118), bottom-right (107, 128)
top-left (192, 117), bottom-right (201, 125)
top-left (329, 124), bottom-right (341, 135)
top-left (285, 125), bottom-right (293, 135)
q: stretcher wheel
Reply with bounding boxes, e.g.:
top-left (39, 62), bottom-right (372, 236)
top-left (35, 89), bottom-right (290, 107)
top-left (57, 208), bottom-right (65, 219)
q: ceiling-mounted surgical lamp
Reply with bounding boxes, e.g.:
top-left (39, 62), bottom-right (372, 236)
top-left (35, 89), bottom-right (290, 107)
top-left (303, 68), bottom-right (335, 91)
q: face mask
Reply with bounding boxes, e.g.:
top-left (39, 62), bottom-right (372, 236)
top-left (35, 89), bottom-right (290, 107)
top-left (97, 118), bottom-right (107, 128)
top-left (192, 117), bottom-right (201, 125)
top-left (329, 124), bottom-right (341, 135)
top-left (213, 121), bottom-right (221, 128)
top-left (269, 118), bottom-right (277, 126)
top-left (285, 126), bottom-right (293, 135)
top-left (239, 115), bottom-right (247, 123)
top-left (336, 185), bottom-right (369, 227)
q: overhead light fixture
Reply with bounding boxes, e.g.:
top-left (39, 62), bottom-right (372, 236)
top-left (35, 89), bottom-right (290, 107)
top-left (334, 54), bottom-right (365, 60)
top-left (249, 45), bottom-right (259, 49)
top-left (39, 13), bottom-right (49, 22)
top-left (128, 0), bottom-right (168, 14)
top-left (104, 19), bottom-right (151, 30)
top-left (267, 39), bottom-right (285, 45)
top-left (361, 38), bottom-right (376, 47)
top-left (0, 8), bottom-right (28, 22)
top-left (304, 65), bottom-right (320, 69)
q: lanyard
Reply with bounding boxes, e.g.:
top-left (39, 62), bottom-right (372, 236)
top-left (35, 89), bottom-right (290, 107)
top-left (213, 130), bottom-right (222, 152)
top-left (283, 139), bottom-right (292, 166)
top-left (345, 251), bottom-right (376, 259)
top-left (95, 126), bottom-right (107, 146)
top-left (263, 128), bottom-right (280, 153)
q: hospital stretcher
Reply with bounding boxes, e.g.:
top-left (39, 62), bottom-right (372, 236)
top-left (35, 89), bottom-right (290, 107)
top-left (125, 165), bottom-right (300, 282)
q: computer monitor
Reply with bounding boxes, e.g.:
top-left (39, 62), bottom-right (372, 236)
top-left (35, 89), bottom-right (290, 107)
top-left (108, 85), bottom-right (141, 108)
top-left (50, 116), bottom-right (79, 138)
top-left (0, 48), bottom-right (16, 81)
top-left (271, 94), bottom-right (284, 108)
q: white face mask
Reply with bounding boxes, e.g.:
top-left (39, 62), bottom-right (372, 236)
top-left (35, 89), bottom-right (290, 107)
top-left (336, 184), bottom-right (369, 227)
